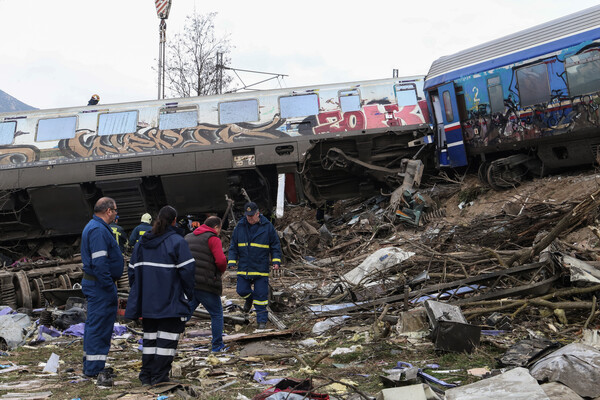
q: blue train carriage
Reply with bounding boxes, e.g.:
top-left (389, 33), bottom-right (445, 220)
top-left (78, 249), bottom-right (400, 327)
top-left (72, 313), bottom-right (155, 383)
top-left (424, 5), bottom-right (600, 189)
top-left (0, 76), bottom-right (431, 241)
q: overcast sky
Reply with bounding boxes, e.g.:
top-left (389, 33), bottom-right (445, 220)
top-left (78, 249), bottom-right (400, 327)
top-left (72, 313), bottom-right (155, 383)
top-left (1, 0), bottom-right (599, 110)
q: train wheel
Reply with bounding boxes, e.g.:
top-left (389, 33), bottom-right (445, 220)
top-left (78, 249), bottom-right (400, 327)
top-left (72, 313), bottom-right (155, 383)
top-left (487, 162), bottom-right (524, 190)
top-left (32, 278), bottom-right (45, 308)
top-left (58, 274), bottom-right (72, 289)
top-left (13, 271), bottom-right (32, 310)
top-left (478, 162), bottom-right (490, 186)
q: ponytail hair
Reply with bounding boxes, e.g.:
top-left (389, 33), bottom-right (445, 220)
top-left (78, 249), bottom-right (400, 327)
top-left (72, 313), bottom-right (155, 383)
top-left (152, 205), bottom-right (177, 236)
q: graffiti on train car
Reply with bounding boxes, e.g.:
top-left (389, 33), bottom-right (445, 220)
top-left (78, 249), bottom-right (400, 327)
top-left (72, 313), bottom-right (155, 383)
top-left (0, 145), bottom-right (40, 165)
top-left (313, 103), bottom-right (427, 135)
top-left (54, 101), bottom-right (426, 158)
top-left (458, 45), bottom-right (600, 148)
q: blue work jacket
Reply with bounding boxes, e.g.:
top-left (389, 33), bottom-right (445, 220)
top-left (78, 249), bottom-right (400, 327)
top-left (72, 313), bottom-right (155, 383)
top-left (125, 226), bottom-right (195, 319)
top-left (129, 222), bottom-right (153, 245)
top-left (227, 215), bottom-right (282, 276)
top-left (81, 215), bottom-right (124, 289)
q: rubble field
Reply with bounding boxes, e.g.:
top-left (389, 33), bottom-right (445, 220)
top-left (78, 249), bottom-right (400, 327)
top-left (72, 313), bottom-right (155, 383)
top-left (1, 168), bottom-right (600, 399)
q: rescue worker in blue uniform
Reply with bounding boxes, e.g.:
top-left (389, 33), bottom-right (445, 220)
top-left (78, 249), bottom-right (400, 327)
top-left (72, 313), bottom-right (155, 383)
top-left (125, 205), bottom-right (195, 386)
top-left (228, 202), bottom-right (282, 329)
top-left (80, 197), bottom-right (124, 377)
top-left (109, 215), bottom-right (128, 253)
top-left (129, 213), bottom-right (152, 245)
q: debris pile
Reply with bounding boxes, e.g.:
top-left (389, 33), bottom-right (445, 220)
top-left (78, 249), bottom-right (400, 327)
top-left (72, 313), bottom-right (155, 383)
top-left (0, 171), bottom-right (599, 399)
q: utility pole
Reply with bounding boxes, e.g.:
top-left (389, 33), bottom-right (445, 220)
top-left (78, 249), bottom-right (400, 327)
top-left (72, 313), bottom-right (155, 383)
top-left (155, 0), bottom-right (172, 99)
top-left (216, 52), bottom-right (223, 94)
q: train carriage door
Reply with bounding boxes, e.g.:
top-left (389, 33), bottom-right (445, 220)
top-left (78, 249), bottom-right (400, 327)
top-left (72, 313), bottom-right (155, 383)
top-left (432, 83), bottom-right (468, 167)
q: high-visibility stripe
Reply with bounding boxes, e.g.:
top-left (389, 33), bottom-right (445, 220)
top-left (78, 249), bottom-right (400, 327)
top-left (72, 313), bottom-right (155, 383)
top-left (237, 271), bottom-right (269, 276)
top-left (129, 258), bottom-right (195, 269)
top-left (91, 250), bottom-right (108, 259)
top-left (241, 293), bottom-right (252, 299)
top-left (228, 260), bottom-right (237, 264)
top-left (142, 346), bottom-right (176, 356)
top-left (85, 354), bottom-right (107, 361)
top-left (272, 258), bottom-right (281, 263)
top-left (238, 243), bottom-right (248, 247)
top-left (250, 243), bottom-right (269, 249)
top-left (176, 258), bottom-right (195, 268)
top-left (253, 299), bottom-right (268, 305)
top-left (144, 332), bottom-right (157, 340)
top-left (156, 347), bottom-right (176, 356)
top-left (157, 331), bottom-right (180, 341)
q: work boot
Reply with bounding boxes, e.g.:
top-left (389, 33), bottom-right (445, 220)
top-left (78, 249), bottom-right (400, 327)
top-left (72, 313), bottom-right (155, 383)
top-left (257, 322), bottom-right (267, 330)
top-left (96, 368), bottom-right (114, 387)
top-left (243, 297), bottom-right (253, 313)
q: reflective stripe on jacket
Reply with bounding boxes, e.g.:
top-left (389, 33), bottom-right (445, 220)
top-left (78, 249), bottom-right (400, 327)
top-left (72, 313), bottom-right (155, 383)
top-left (81, 215), bottom-right (124, 289)
top-left (227, 214), bottom-right (282, 275)
top-left (125, 227), bottom-right (195, 319)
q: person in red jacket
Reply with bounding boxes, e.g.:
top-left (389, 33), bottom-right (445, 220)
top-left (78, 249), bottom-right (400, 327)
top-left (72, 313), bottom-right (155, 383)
top-left (184, 216), bottom-right (228, 352)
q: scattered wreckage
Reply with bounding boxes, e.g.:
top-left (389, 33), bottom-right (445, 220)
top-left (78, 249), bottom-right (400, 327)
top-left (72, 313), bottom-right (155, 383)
top-left (0, 173), bottom-right (599, 398)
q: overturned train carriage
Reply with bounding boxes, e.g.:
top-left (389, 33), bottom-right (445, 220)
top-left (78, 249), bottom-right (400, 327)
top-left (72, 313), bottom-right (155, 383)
top-left (424, 5), bottom-right (600, 189)
top-left (0, 77), bottom-right (431, 241)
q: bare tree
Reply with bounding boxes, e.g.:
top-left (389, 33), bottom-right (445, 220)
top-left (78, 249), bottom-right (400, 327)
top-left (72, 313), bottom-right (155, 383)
top-left (164, 11), bottom-right (233, 98)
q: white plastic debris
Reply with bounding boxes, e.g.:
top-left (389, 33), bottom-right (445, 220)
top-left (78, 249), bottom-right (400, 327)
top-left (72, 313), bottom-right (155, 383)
top-left (42, 353), bottom-right (59, 374)
top-left (445, 367), bottom-right (549, 400)
top-left (581, 329), bottom-right (600, 350)
top-left (0, 314), bottom-right (32, 350)
top-left (342, 247), bottom-right (414, 286)
top-left (529, 343), bottom-right (600, 398)
top-left (331, 345), bottom-right (362, 356)
top-left (299, 338), bottom-right (318, 348)
top-left (376, 384), bottom-right (441, 400)
top-left (312, 316), bottom-right (350, 335)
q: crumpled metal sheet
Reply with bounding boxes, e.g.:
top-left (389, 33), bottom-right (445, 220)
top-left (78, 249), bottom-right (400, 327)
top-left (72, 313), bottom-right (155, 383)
top-left (445, 367), bottom-right (549, 400)
top-left (499, 338), bottom-right (559, 367)
top-left (529, 343), bottom-right (600, 398)
top-left (342, 247), bottom-right (414, 286)
top-left (559, 254), bottom-right (600, 283)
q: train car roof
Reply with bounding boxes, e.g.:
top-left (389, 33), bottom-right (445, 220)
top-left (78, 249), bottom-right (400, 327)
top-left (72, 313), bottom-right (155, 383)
top-left (424, 5), bottom-right (600, 90)
top-left (0, 75), bottom-right (425, 119)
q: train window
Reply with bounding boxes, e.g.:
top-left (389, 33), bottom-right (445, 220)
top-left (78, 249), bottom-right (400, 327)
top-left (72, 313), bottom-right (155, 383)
top-left (37, 116), bottom-right (77, 141)
top-left (219, 99), bottom-right (259, 124)
top-left (565, 51), bottom-right (600, 96)
top-left (516, 63), bottom-right (550, 107)
top-left (279, 94), bottom-right (319, 118)
top-left (98, 111), bottom-right (138, 136)
top-left (442, 91), bottom-right (454, 122)
top-left (487, 76), bottom-right (504, 113)
top-left (159, 109), bottom-right (198, 130)
top-left (395, 83), bottom-right (418, 107)
top-left (339, 90), bottom-right (361, 112)
top-left (0, 121), bottom-right (16, 145)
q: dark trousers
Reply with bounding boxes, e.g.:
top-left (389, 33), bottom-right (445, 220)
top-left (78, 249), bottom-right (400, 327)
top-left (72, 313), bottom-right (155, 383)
top-left (82, 279), bottom-right (117, 376)
top-left (237, 275), bottom-right (269, 323)
top-left (189, 289), bottom-right (225, 352)
top-left (140, 317), bottom-right (186, 385)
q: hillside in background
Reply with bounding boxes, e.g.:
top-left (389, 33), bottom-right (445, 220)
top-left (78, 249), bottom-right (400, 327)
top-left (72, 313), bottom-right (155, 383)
top-left (0, 89), bottom-right (36, 113)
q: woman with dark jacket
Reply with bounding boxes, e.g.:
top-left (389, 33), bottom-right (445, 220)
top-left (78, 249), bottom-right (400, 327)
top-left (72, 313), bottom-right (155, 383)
top-left (125, 205), bottom-right (195, 386)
